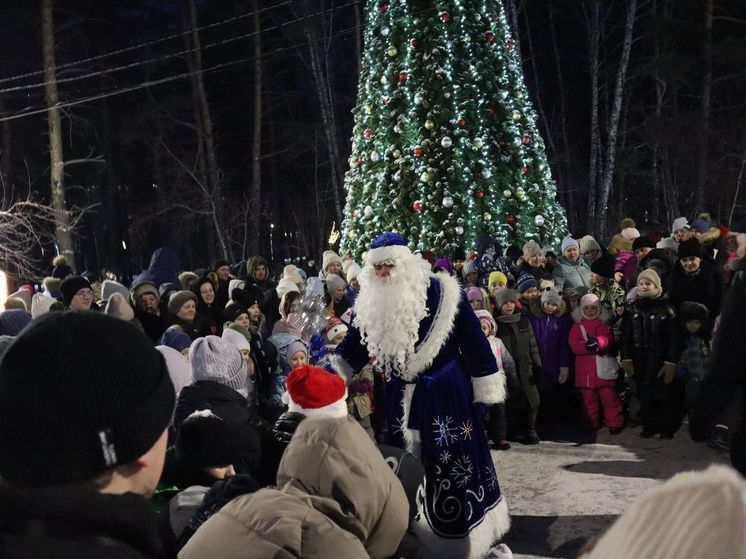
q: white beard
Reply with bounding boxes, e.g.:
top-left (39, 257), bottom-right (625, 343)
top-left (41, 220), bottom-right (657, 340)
top-left (353, 254), bottom-right (431, 374)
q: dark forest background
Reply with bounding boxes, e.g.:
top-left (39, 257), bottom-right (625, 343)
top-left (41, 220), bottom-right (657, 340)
top-left (0, 0), bottom-right (745, 276)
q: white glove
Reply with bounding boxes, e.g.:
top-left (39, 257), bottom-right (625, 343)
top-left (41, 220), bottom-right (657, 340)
top-left (558, 367), bottom-right (569, 384)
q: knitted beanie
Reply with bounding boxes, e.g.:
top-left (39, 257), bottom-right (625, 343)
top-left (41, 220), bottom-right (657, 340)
top-left (222, 327), bottom-right (251, 353)
top-left (678, 301), bottom-right (709, 324)
top-left (175, 410), bottom-right (236, 469)
top-left (101, 279), bottom-right (130, 303)
top-left (433, 256), bottom-right (453, 274)
top-left (222, 303), bottom-right (248, 324)
top-left (60, 275), bottom-right (92, 307)
top-left (30, 293), bottom-right (57, 319)
top-left (579, 235), bottom-right (601, 255)
top-left (690, 219), bottom-right (710, 234)
top-left (224, 322), bottom-right (252, 342)
top-left (325, 317), bottom-right (348, 343)
top-left (231, 285), bottom-right (263, 311)
top-left (522, 240), bottom-right (544, 260)
top-left (541, 287), bottom-right (563, 308)
top-left (326, 274), bottom-right (347, 293)
top-left (155, 345), bottom-right (192, 396)
top-left (283, 265), bottom-right (303, 286)
top-left (0, 309), bottom-right (31, 336)
top-left (276, 277), bottom-right (300, 299)
top-left (228, 279), bottom-right (245, 300)
top-left (580, 293), bottom-right (601, 318)
top-left (287, 339), bottom-right (308, 361)
top-left (211, 259), bottom-right (230, 272)
top-left (346, 262), bottom-right (362, 282)
top-left (0, 312), bottom-right (174, 486)
top-left (621, 227), bottom-right (641, 240)
top-left (678, 238), bottom-right (703, 259)
top-left (671, 217), bottom-right (690, 233)
top-left (168, 290), bottom-right (197, 316)
top-left (104, 292), bottom-right (135, 322)
top-left (284, 364), bottom-right (348, 418)
top-left (159, 326), bottom-right (192, 353)
top-left (587, 465), bottom-right (746, 559)
top-left (494, 288), bottom-right (518, 308)
top-left (190, 336), bottom-right (247, 392)
top-left (130, 281), bottom-right (160, 306)
top-left (322, 250), bottom-right (343, 272)
top-left (561, 237), bottom-right (579, 254)
top-left (474, 309), bottom-right (497, 335)
top-left (516, 274), bottom-right (538, 294)
top-left (488, 271), bottom-right (508, 290)
top-left (590, 253), bottom-right (616, 279)
top-left (632, 236), bottom-right (656, 251)
top-left (462, 260), bottom-right (477, 276)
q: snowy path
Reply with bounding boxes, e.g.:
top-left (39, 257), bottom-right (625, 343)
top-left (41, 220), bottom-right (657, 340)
top-left (493, 425), bottom-right (728, 558)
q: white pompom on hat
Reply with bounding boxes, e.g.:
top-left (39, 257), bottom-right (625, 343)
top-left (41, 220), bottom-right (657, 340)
top-left (282, 364), bottom-right (348, 419)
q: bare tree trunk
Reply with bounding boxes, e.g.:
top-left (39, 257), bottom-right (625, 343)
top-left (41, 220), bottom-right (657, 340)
top-left (729, 147), bottom-right (746, 227)
top-left (41, 0), bottom-right (75, 269)
top-left (595, 0), bottom-right (637, 238)
top-left (587, 0), bottom-right (601, 231)
top-left (0, 98), bottom-right (11, 186)
top-left (183, 0), bottom-right (231, 261)
top-left (353, 0), bottom-right (362, 77)
top-left (248, 0), bottom-right (263, 257)
top-left (505, 0), bottom-right (523, 61)
top-left (694, 0), bottom-right (713, 215)
top-left (302, 2), bottom-right (343, 220)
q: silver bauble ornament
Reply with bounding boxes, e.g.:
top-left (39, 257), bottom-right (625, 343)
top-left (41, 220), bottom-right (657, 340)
top-left (472, 137), bottom-right (484, 149)
top-left (442, 196), bottom-right (454, 208)
top-left (503, 189), bottom-right (512, 197)
top-left (534, 215), bottom-right (545, 227)
top-left (370, 151), bottom-right (380, 162)
top-left (512, 110), bottom-right (522, 121)
top-left (441, 136), bottom-right (453, 148)
top-left (481, 169), bottom-right (492, 179)
top-left (455, 226), bottom-right (464, 235)
top-left (380, 26), bottom-right (390, 36)
top-left (414, 92), bottom-right (424, 105)
top-left (364, 205), bottom-right (373, 218)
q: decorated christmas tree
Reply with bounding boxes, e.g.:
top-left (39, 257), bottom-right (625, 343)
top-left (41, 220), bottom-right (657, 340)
top-left (340, 0), bottom-right (567, 258)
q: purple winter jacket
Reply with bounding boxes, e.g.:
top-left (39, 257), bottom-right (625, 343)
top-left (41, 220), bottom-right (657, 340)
top-left (526, 301), bottom-right (572, 389)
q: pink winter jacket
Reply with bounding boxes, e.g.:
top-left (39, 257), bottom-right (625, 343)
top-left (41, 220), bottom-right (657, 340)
top-left (614, 251), bottom-right (638, 284)
top-left (569, 318), bottom-right (615, 389)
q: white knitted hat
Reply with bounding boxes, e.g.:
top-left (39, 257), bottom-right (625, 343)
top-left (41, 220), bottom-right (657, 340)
top-left (586, 465), bottom-right (746, 559)
top-left (189, 336), bottom-right (247, 392)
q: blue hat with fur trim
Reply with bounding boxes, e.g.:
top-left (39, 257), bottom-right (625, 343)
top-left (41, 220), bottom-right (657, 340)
top-left (367, 232), bottom-right (412, 265)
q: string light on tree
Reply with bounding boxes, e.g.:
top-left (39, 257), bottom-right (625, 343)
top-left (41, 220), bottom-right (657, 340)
top-left (340, 0), bottom-right (567, 258)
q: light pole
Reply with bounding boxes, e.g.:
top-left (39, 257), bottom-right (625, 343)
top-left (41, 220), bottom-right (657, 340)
top-left (270, 223), bottom-right (275, 262)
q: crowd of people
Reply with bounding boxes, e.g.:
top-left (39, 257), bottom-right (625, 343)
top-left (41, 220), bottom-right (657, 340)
top-left (0, 211), bottom-right (744, 558)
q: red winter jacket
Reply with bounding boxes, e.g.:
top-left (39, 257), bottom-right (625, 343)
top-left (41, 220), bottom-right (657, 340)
top-left (569, 318), bottom-right (615, 389)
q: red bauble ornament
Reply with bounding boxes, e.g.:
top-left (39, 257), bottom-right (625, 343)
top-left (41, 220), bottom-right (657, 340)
top-left (399, 70), bottom-right (408, 81)
top-left (379, 3), bottom-right (388, 14)
top-left (474, 190), bottom-right (484, 199)
top-left (486, 31), bottom-right (496, 42)
top-left (521, 166), bottom-right (529, 174)
top-left (363, 128), bottom-right (373, 139)
top-left (352, 210), bottom-right (358, 219)
top-left (457, 118), bottom-right (466, 127)
top-left (410, 38), bottom-right (418, 47)
top-left (413, 146), bottom-right (424, 157)
top-left (412, 200), bottom-right (424, 212)
top-left (505, 39), bottom-right (515, 50)
top-left (522, 134), bottom-right (532, 144)
top-left (356, 157), bottom-right (364, 165)
top-left (507, 214), bottom-right (517, 225)
top-left (440, 12), bottom-right (451, 23)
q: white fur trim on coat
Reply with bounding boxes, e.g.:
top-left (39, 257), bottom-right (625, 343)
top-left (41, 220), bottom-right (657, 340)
top-left (364, 244), bottom-right (413, 266)
top-left (412, 494), bottom-right (510, 559)
top-left (286, 390), bottom-right (349, 419)
top-left (399, 272), bottom-right (461, 382)
top-left (326, 354), bottom-right (354, 381)
top-left (472, 370), bottom-right (507, 405)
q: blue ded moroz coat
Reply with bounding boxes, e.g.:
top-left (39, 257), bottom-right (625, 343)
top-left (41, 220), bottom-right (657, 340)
top-left (337, 272), bottom-right (509, 559)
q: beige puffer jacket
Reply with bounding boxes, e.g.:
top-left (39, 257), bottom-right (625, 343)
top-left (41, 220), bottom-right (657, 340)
top-left (179, 416), bottom-right (408, 559)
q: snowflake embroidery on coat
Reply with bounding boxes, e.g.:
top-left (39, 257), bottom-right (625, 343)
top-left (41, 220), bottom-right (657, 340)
top-left (449, 455), bottom-right (473, 488)
top-left (392, 414), bottom-right (407, 436)
top-left (484, 465), bottom-right (497, 490)
top-left (439, 450), bottom-right (452, 464)
top-left (459, 420), bottom-right (474, 440)
top-left (432, 415), bottom-right (459, 447)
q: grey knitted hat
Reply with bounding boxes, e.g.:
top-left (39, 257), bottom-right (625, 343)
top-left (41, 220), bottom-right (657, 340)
top-left (189, 335), bottom-right (247, 392)
top-left (493, 288), bottom-right (518, 308)
top-left (326, 274), bottom-right (347, 293)
top-left (541, 287), bottom-right (563, 307)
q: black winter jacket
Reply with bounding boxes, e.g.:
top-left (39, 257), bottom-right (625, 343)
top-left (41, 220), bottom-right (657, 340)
top-left (668, 259), bottom-right (722, 316)
top-left (0, 485), bottom-right (166, 558)
top-left (621, 296), bottom-right (680, 381)
top-left (174, 381), bottom-right (262, 476)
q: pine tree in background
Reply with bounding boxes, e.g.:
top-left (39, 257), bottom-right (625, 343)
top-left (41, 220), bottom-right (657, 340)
top-left (340, 0), bottom-right (567, 258)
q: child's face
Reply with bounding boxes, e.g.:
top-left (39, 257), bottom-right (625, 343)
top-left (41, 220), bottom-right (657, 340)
top-left (582, 303), bottom-right (601, 320)
top-left (332, 287), bottom-right (346, 302)
top-left (490, 282), bottom-right (506, 295)
top-left (685, 319), bottom-right (702, 334)
top-left (331, 332), bottom-right (346, 345)
top-left (289, 350), bottom-right (308, 369)
top-left (500, 301), bottom-right (515, 315)
top-left (235, 313), bottom-right (251, 329)
top-left (465, 272), bottom-right (478, 284)
top-left (637, 278), bottom-right (656, 295)
top-left (350, 278), bottom-right (360, 290)
top-left (543, 302), bottom-right (558, 315)
top-left (480, 320), bottom-right (491, 337)
top-left (470, 299), bottom-right (484, 311)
